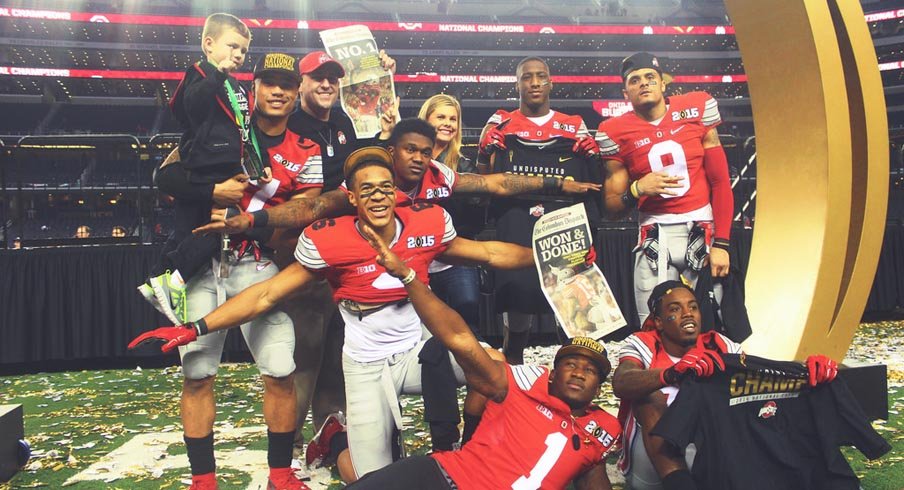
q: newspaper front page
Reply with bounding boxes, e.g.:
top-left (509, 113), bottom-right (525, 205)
top-left (533, 204), bottom-right (626, 339)
top-left (320, 25), bottom-right (396, 138)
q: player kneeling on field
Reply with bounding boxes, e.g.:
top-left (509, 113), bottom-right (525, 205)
top-left (345, 224), bottom-right (621, 490)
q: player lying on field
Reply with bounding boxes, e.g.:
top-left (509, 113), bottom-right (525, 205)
top-left (344, 222), bottom-right (621, 490)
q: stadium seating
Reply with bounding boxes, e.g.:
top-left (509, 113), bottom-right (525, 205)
top-left (0, 2), bottom-right (901, 248)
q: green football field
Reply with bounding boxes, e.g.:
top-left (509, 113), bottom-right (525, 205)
top-left (1, 322), bottom-right (901, 489)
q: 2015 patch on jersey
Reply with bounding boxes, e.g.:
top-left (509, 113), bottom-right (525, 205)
top-left (424, 187), bottom-right (450, 200)
top-left (584, 419), bottom-right (616, 446)
top-left (407, 235), bottom-right (436, 248)
top-left (671, 107), bottom-right (700, 121)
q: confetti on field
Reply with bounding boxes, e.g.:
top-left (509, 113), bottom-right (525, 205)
top-left (0, 323), bottom-right (901, 489)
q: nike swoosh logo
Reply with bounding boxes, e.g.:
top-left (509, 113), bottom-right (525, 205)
top-left (670, 125), bottom-right (686, 135)
top-left (256, 261), bottom-right (272, 271)
top-left (559, 156), bottom-right (573, 163)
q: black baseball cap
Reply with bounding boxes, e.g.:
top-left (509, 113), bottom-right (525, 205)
top-left (253, 53), bottom-right (301, 83)
top-left (555, 337), bottom-right (611, 379)
top-left (620, 52), bottom-right (663, 81)
top-left (641, 280), bottom-right (694, 330)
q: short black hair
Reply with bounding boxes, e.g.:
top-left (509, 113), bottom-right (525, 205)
top-left (516, 56), bottom-right (550, 76)
top-left (388, 118), bottom-right (436, 146)
top-left (648, 280), bottom-right (695, 317)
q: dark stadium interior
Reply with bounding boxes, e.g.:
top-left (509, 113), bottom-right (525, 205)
top-left (0, 0), bottom-right (901, 365)
top-left (0, 0), bottom-right (900, 244)
top-left (0, 1), bottom-right (895, 234)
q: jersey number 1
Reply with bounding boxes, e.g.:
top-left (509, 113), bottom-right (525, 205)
top-left (512, 432), bottom-right (568, 490)
top-left (647, 140), bottom-right (690, 198)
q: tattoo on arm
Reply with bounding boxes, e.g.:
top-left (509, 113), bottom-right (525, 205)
top-left (702, 127), bottom-right (722, 148)
top-left (498, 174), bottom-right (543, 195)
top-left (455, 172), bottom-right (543, 196)
top-left (455, 173), bottom-right (491, 194)
top-left (265, 189), bottom-right (350, 228)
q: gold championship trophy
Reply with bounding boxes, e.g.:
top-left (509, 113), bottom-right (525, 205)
top-left (725, 0), bottom-right (888, 362)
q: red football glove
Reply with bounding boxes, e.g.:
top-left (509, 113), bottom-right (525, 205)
top-left (806, 355), bottom-right (838, 386)
top-left (572, 135), bottom-right (602, 160)
top-left (660, 347), bottom-right (725, 386)
top-left (128, 324), bottom-right (199, 353)
top-left (584, 246), bottom-right (597, 267)
top-left (478, 120), bottom-right (509, 156)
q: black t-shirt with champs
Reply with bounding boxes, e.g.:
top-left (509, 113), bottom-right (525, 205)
top-left (491, 136), bottom-right (602, 314)
top-left (652, 353), bottom-right (891, 490)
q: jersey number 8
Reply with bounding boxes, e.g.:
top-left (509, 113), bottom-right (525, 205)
top-left (647, 140), bottom-right (690, 198)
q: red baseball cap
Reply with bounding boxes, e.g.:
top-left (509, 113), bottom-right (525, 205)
top-left (299, 51), bottom-right (346, 77)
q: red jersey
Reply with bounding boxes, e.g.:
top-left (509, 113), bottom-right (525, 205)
top-left (434, 364), bottom-right (621, 490)
top-left (240, 129), bottom-right (323, 212)
top-left (294, 203), bottom-right (455, 303)
top-left (396, 159), bottom-right (458, 205)
top-left (337, 159), bottom-right (457, 205)
top-left (339, 160), bottom-right (458, 206)
top-left (616, 329), bottom-right (741, 473)
top-left (596, 92), bottom-right (721, 221)
top-left (488, 109), bottom-right (590, 143)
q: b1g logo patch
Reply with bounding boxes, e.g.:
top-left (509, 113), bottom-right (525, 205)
top-left (535, 403), bottom-right (553, 420)
top-left (407, 235), bottom-right (436, 248)
top-left (758, 401), bottom-right (778, 419)
top-left (356, 264), bottom-right (377, 275)
top-left (671, 108), bottom-right (699, 121)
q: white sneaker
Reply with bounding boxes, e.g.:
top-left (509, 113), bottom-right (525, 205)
top-left (149, 270), bottom-right (185, 324)
top-left (137, 282), bottom-right (172, 317)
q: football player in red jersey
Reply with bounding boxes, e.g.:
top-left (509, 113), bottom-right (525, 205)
top-left (612, 281), bottom-right (740, 490)
top-left (192, 118), bottom-right (600, 238)
top-left (345, 225), bottom-right (620, 490)
top-left (611, 281), bottom-right (838, 490)
top-left (130, 147), bottom-right (539, 482)
top-left (146, 53), bottom-right (320, 490)
top-left (477, 56), bottom-right (605, 365)
top-left (597, 52), bottom-right (734, 327)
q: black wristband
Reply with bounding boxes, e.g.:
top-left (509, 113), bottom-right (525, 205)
top-left (712, 239), bottom-right (730, 251)
top-left (542, 176), bottom-right (560, 192)
top-left (192, 319), bottom-right (209, 336)
top-left (249, 210), bottom-right (269, 229)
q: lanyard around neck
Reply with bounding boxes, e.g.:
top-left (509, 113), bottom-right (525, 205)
top-left (223, 79), bottom-right (264, 176)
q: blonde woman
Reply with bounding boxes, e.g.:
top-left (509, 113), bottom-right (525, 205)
top-left (418, 94), bottom-right (472, 173)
